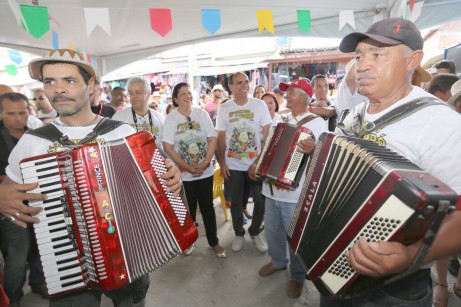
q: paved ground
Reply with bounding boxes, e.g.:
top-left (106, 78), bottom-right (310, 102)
top-left (18, 199), bottom-right (460, 306)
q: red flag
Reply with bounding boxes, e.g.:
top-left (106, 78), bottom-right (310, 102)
top-left (410, 0), bottom-right (415, 11)
top-left (149, 8), bottom-right (172, 37)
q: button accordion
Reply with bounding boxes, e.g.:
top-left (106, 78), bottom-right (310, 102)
top-left (287, 132), bottom-right (457, 297)
top-left (20, 131), bottom-right (198, 296)
top-left (256, 122), bottom-right (313, 190)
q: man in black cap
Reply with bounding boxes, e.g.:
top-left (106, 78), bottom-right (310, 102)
top-left (318, 18), bottom-right (461, 306)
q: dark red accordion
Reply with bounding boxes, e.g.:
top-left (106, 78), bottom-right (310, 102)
top-left (20, 131), bottom-right (198, 296)
top-left (287, 133), bottom-right (457, 297)
top-left (256, 122), bottom-right (313, 190)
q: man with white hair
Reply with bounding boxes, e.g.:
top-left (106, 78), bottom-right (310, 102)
top-left (112, 76), bottom-right (164, 146)
top-left (203, 84), bottom-right (225, 126)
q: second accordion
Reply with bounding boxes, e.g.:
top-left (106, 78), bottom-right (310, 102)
top-left (20, 131), bottom-right (198, 296)
top-left (288, 132), bottom-right (457, 297)
top-left (256, 122), bottom-right (313, 190)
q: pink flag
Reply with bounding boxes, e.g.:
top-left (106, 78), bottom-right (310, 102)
top-left (149, 8), bottom-right (172, 37)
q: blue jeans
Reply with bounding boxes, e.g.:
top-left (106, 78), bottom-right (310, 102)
top-left (50, 274), bottom-right (150, 307)
top-left (265, 198), bottom-right (306, 282)
top-left (0, 217), bottom-right (45, 303)
top-left (228, 170), bottom-right (265, 237)
top-left (183, 176), bottom-right (220, 247)
top-left (320, 269), bottom-right (432, 307)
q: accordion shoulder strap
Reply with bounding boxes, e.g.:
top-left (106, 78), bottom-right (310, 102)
top-left (26, 118), bottom-right (125, 147)
top-left (296, 114), bottom-right (318, 126)
top-left (338, 97), bottom-right (447, 137)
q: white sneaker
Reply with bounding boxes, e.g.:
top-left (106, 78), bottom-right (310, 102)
top-left (183, 244), bottom-right (194, 256)
top-left (232, 236), bottom-right (244, 252)
top-left (252, 234), bottom-right (268, 253)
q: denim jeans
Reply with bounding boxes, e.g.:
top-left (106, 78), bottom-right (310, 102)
top-left (0, 217), bottom-right (45, 303)
top-left (265, 198), bottom-right (306, 282)
top-left (228, 170), bottom-right (265, 237)
top-left (183, 176), bottom-right (220, 247)
top-left (320, 269), bottom-right (432, 307)
top-left (50, 274), bottom-right (150, 307)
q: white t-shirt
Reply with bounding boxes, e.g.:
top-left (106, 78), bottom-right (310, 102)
top-left (262, 113), bottom-right (329, 202)
top-left (112, 107), bottom-right (164, 146)
top-left (336, 86), bottom-right (461, 194)
top-left (6, 121), bottom-right (135, 184)
top-left (162, 107), bottom-right (216, 181)
top-left (215, 97), bottom-right (272, 171)
top-left (27, 115), bottom-right (44, 129)
top-left (334, 79), bottom-right (366, 118)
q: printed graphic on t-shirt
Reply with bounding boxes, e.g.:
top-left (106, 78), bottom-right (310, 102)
top-left (228, 122), bottom-right (258, 159)
top-left (175, 119), bottom-right (207, 165)
top-left (46, 138), bottom-right (102, 153)
top-left (130, 123), bottom-right (160, 137)
top-left (344, 118), bottom-right (387, 147)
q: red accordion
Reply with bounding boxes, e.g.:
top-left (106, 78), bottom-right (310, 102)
top-left (256, 122), bottom-right (313, 190)
top-left (20, 131), bottom-right (198, 296)
top-left (287, 133), bottom-right (457, 297)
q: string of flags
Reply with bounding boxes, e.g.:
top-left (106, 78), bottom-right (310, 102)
top-left (3, 1), bottom-right (422, 76)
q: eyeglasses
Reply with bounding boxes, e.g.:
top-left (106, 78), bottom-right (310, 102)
top-left (186, 116), bottom-right (193, 130)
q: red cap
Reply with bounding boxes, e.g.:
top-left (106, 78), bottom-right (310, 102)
top-left (278, 79), bottom-right (313, 98)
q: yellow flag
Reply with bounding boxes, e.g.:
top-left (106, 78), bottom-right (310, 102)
top-left (256, 10), bottom-right (274, 34)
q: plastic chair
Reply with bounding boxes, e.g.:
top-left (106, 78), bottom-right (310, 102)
top-left (213, 167), bottom-right (228, 221)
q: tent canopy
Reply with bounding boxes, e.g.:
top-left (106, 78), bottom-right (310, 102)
top-left (1, 0), bottom-right (461, 79)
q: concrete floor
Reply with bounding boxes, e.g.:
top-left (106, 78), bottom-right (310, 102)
top-left (18, 199), bottom-right (460, 307)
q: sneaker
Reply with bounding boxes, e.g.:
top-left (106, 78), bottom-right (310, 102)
top-left (183, 244), bottom-right (194, 256)
top-left (252, 234), bottom-right (268, 253)
top-left (232, 236), bottom-right (244, 252)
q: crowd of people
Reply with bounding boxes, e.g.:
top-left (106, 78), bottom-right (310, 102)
top-left (0, 17), bottom-right (461, 307)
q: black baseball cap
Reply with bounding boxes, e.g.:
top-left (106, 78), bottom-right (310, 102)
top-left (339, 18), bottom-right (423, 53)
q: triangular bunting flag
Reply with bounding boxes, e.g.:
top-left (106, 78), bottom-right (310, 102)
top-left (7, 0), bottom-right (26, 29)
top-left (339, 10), bottom-right (355, 31)
top-left (410, 0), bottom-right (415, 11)
top-left (149, 8), bottom-right (172, 37)
top-left (202, 9), bottom-right (221, 35)
top-left (408, 1), bottom-right (424, 22)
top-left (8, 49), bottom-right (22, 65)
top-left (20, 5), bottom-right (50, 38)
top-left (256, 10), bottom-right (274, 34)
top-left (84, 8), bottom-right (111, 36)
top-left (297, 10), bottom-right (311, 34)
top-left (5, 64), bottom-right (18, 76)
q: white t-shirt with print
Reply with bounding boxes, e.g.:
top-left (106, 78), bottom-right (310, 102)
top-left (162, 107), bottom-right (216, 181)
top-left (6, 121), bottom-right (136, 184)
top-left (336, 86), bottom-right (461, 194)
top-left (215, 97), bottom-right (272, 171)
top-left (262, 113), bottom-right (329, 202)
top-left (112, 108), bottom-right (164, 146)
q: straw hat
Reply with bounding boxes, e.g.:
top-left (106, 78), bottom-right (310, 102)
top-left (447, 79), bottom-right (461, 106)
top-left (29, 49), bottom-right (97, 81)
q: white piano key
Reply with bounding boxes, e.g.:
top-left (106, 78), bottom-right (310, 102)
top-left (43, 259), bottom-right (81, 278)
top-left (47, 281), bottom-right (86, 296)
top-left (44, 267), bottom-right (83, 284)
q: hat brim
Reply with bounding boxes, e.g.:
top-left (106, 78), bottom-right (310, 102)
top-left (29, 57), bottom-right (98, 82)
top-left (278, 82), bottom-right (291, 92)
top-left (413, 66), bottom-right (432, 85)
top-left (339, 32), bottom-right (403, 53)
top-left (447, 91), bottom-right (461, 107)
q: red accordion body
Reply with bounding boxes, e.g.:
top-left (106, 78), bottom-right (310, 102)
top-left (287, 133), bottom-right (458, 297)
top-left (20, 131), bottom-right (197, 296)
top-left (256, 122), bottom-right (313, 190)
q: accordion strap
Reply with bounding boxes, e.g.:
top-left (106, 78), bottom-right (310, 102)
top-left (26, 118), bottom-right (125, 147)
top-left (337, 97), bottom-right (447, 138)
top-left (296, 114), bottom-right (318, 126)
